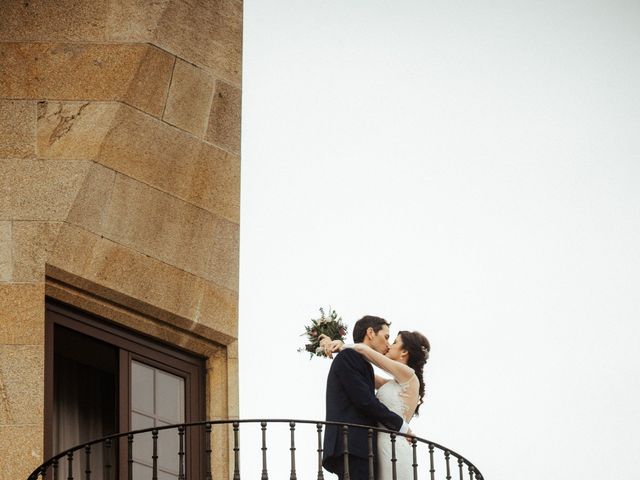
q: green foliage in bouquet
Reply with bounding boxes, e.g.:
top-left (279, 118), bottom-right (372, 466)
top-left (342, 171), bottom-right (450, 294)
top-left (298, 307), bottom-right (348, 359)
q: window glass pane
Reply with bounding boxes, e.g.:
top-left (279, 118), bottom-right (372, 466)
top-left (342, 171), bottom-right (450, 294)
top-left (157, 421), bottom-right (180, 474)
top-left (131, 361), bottom-right (155, 415)
top-left (131, 412), bottom-right (154, 463)
top-left (131, 412), bottom-right (154, 429)
top-left (159, 470), bottom-right (178, 480)
top-left (132, 462), bottom-right (153, 479)
top-left (132, 458), bottom-right (178, 480)
top-left (131, 364), bottom-right (185, 475)
top-left (156, 370), bottom-right (185, 423)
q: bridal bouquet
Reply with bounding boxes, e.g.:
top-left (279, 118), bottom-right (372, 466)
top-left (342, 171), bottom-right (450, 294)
top-left (298, 307), bottom-right (347, 359)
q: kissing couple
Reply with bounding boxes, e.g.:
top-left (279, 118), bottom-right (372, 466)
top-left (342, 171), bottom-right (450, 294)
top-left (320, 315), bottom-right (430, 480)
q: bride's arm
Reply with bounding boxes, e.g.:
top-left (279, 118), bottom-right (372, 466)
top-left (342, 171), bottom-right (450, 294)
top-left (350, 343), bottom-right (415, 384)
top-left (319, 337), bottom-right (413, 385)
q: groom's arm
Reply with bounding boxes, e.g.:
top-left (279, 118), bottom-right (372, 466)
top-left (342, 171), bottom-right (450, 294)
top-left (334, 349), bottom-right (407, 432)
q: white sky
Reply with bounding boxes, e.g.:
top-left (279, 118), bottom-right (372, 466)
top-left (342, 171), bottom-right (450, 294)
top-left (239, 1), bottom-right (640, 479)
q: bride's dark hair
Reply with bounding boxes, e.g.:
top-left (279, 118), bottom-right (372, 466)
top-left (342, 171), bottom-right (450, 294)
top-left (398, 330), bottom-right (430, 415)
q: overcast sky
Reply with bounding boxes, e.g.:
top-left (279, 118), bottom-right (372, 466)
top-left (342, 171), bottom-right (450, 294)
top-left (239, 1), bottom-right (640, 479)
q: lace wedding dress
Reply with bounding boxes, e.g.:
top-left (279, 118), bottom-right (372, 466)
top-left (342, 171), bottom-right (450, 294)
top-left (376, 376), bottom-right (419, 480)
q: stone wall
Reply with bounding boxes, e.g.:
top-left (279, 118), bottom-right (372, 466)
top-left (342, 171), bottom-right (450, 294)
top-left (0, 1), bottom-right (242, 478)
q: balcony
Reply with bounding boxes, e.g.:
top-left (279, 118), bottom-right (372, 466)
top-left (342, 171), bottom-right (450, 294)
top-left (28, 419), bottom-right (483, 480)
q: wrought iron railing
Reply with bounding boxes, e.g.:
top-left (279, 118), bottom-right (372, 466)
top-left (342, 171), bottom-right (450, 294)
top-left (28, 419), bottom-right (484, 480)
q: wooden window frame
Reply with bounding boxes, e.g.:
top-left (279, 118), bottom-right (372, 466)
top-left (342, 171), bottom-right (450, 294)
top-left (44, 299), bottom-right (206, 478)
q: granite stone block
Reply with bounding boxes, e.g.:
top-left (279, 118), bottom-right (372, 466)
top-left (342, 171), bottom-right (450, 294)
top-left (87, 235), bottom-right (203, 322)
top-left (0, 222), bottom-right (10, 281)
top-left (206, 81), bottom-right (241, 154)
top-left (37, 101), bottom-right (119, 160)
top-left (66, 162), bottom-right (116, 233)
top-left (0, 100), bottom-right (36, 158)
top-left (46, 223), bottom-right (99, 280)
top-left (0, 159), bottom-right (91, 221)
top-left (154, 0), bottom-right (242, 84)
top-left (0, 345), bottom-right (44, 425)
top-left (11, 222), bottom-right (62, 282)
top-left (106, 0), bottom-right (170, 42)
top-left (0, 283), bottom-right (44, 345)
top-left (0, 0), bottom-right (108, 42)
top-left (205, 216), bottom-right (239, 292)
top-left (0, 425), bottom-right (43, 480)
top-left (187, 146), bottom-right (240, 224)
top-left (163, 58), bottom-right (215, 137)
top-left (124, 45), bottom-right (175, 117)
top-left (198, 281), bottom-right (238, 339)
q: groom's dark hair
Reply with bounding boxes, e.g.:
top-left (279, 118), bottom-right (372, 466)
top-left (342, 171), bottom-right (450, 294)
top-left (352, 315), bottom-right (390, 343)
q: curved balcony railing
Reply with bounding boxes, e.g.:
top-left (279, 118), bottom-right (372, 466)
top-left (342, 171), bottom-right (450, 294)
top-left (28, 419), bottom-right (484, 480)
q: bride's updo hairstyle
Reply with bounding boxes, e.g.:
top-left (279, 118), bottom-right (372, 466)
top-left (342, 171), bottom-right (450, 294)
top-left (398, 330), bottom-right (430, 415)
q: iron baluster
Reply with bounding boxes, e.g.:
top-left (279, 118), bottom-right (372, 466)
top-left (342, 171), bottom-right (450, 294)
top-left (445, 450), bottom-right (451, 480)
top-left (289, 422), bottom-right (297, 480)
top-left (458, 457), bottom-right (464, 480)
top-left (342, 425), bottom-right (350, 480)
top-left (468, 464), bottom-right (474, 480)
top-left (316, 423), bottom-right (324, 480)
top-left (411, 437), bottom-right (418, 480)
top-left (41, 466), bottom-right (47, 480)
top-left (367, 429), bottom-right (374, 480)
top-left (84, 445), bottom-right (91, 480)
top-left (53, 458), bottom-right (59, 480)
top-left (205, 422), bottom-right (212, 480)
top-left (260, 421), bottom-right (268, 480)
top-left (428, 443), bottom-right (435, 480)
top-left (67, 451), bottom-right (74, 480)
top-left (178, 426), bottom-right (185, 480)
top-left (390, 433), bottom-right (397, 480)
top-left (127, 434), bottom-right (133, 480)
top-left (105, 439), bottom-right (112, 480)
top-left (152, 429), bottom-right (159, 480)
top-left (232, 421), bottom-right (240, 480)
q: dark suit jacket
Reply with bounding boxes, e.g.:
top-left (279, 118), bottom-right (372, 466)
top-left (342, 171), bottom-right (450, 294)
top-left (322, 348), bottom-right (404, 473)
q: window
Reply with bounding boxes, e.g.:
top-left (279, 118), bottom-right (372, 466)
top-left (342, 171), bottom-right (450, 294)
top-left (45, 301), bottom-right (206, 479)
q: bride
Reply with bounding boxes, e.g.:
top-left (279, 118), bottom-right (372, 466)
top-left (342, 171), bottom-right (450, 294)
top-left (322, 330), bottom-right (430, 480)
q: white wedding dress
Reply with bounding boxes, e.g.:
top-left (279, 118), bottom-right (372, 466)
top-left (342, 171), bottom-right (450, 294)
top-left (376, 375), bottom-right (419, 480)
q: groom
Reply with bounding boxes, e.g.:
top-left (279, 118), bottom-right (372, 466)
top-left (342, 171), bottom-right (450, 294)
top-left (321, 315), bottom-right (410, 480)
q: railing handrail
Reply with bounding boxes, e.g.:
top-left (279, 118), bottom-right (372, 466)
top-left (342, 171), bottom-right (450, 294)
top-left (29, 418), bottom-right (484, 480)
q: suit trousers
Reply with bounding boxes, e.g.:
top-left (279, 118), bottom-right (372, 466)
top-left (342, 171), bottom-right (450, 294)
top-left (333, 454), bottom-right (376, 480)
